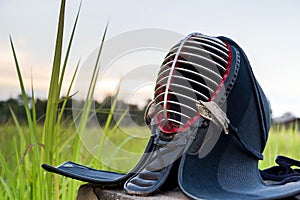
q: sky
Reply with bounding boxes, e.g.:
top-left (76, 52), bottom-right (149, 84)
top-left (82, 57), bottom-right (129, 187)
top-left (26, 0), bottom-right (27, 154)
top-left (0, 0), bottom-right (300, 117)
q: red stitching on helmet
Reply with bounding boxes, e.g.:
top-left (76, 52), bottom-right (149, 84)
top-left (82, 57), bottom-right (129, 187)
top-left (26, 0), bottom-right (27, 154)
top-left (210, 42), bottom-right (232, 102)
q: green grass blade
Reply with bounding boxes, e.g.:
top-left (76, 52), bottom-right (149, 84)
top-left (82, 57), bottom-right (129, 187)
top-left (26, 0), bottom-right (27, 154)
top-left (75, 23), bottom-right (109, 162)
top-left (9, 106), bottom-right (23, 140)
top-left (0, 152), bottom-right (19, 199)
top-left (43, 0), bottom-right (65, 161)
top-left (58, 1), bottom-right (82, 93)
top-left (102, 83), bottom-right (121, 135)
top-left (106, 135), bottom-right (136, 165)
top-left (108, 107), bottom-right (129, 135)
top-left (85, 22), bottom-right (109, 100)
top-left (96, 80), bottom-right (121, 159)
top-left (31, 70), bottom-right (37, 136)
top-left (9, 36), bottom-right (36, 143)
top-left (56, 60), bottom-right (80, 126)
top-left (0, 176), bottom-right (13, 199)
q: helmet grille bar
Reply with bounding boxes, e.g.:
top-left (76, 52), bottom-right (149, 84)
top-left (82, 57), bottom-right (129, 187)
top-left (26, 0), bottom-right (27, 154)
top-left (181, 45), bottom-right (228, 65)
top-left (189, 36), bottom-right (229, 52)
top-left (179, 51), bottom-right (226, 72)
top-left (162, 34), bottom-right (192, 123)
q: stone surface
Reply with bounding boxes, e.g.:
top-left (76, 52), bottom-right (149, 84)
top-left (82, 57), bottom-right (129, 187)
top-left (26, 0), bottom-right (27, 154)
top-left (76, 184), bottom-right (188, 200)
top-left (76, 184), bottom-right (98, 200)
top-left (77, 184), bottom-right (300, 200)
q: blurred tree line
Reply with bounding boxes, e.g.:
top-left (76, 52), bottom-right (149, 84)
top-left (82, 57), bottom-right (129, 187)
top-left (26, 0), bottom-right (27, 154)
top-left (0, 94), bottom-right (149, 127)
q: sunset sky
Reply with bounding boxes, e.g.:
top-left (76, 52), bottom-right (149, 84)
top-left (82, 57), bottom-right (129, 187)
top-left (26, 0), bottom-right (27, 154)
top-left (1, 0), bottom-right (300, 117)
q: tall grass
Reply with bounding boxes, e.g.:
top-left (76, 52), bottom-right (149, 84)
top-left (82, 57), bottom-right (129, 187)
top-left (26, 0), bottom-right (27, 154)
top-left (0, 0), bottom-right (147, 198)
top-left (0, 0), bottom-right (110, 199)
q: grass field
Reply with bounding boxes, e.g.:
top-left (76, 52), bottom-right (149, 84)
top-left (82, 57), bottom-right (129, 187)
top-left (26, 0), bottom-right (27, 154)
top-left (0, 122), bottom-right (300, 199)
top-left (1, 123), bottom-right (299, 171)
top-left (259, 126), bottom-right (300, 169)
top-left (0, 123), bottom-right (151, 199)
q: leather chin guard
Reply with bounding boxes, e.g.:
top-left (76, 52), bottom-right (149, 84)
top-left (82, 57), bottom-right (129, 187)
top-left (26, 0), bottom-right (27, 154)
top-left (124, 119), bottom-right (199, 195)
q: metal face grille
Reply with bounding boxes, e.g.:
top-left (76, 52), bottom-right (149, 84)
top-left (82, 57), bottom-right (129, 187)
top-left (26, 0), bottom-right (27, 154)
top-left (153, 33), bottom-right (230, 133)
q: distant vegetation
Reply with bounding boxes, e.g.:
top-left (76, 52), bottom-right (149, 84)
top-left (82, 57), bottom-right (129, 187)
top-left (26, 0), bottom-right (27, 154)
top-left (0, 95), bottom-right (149, 126)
